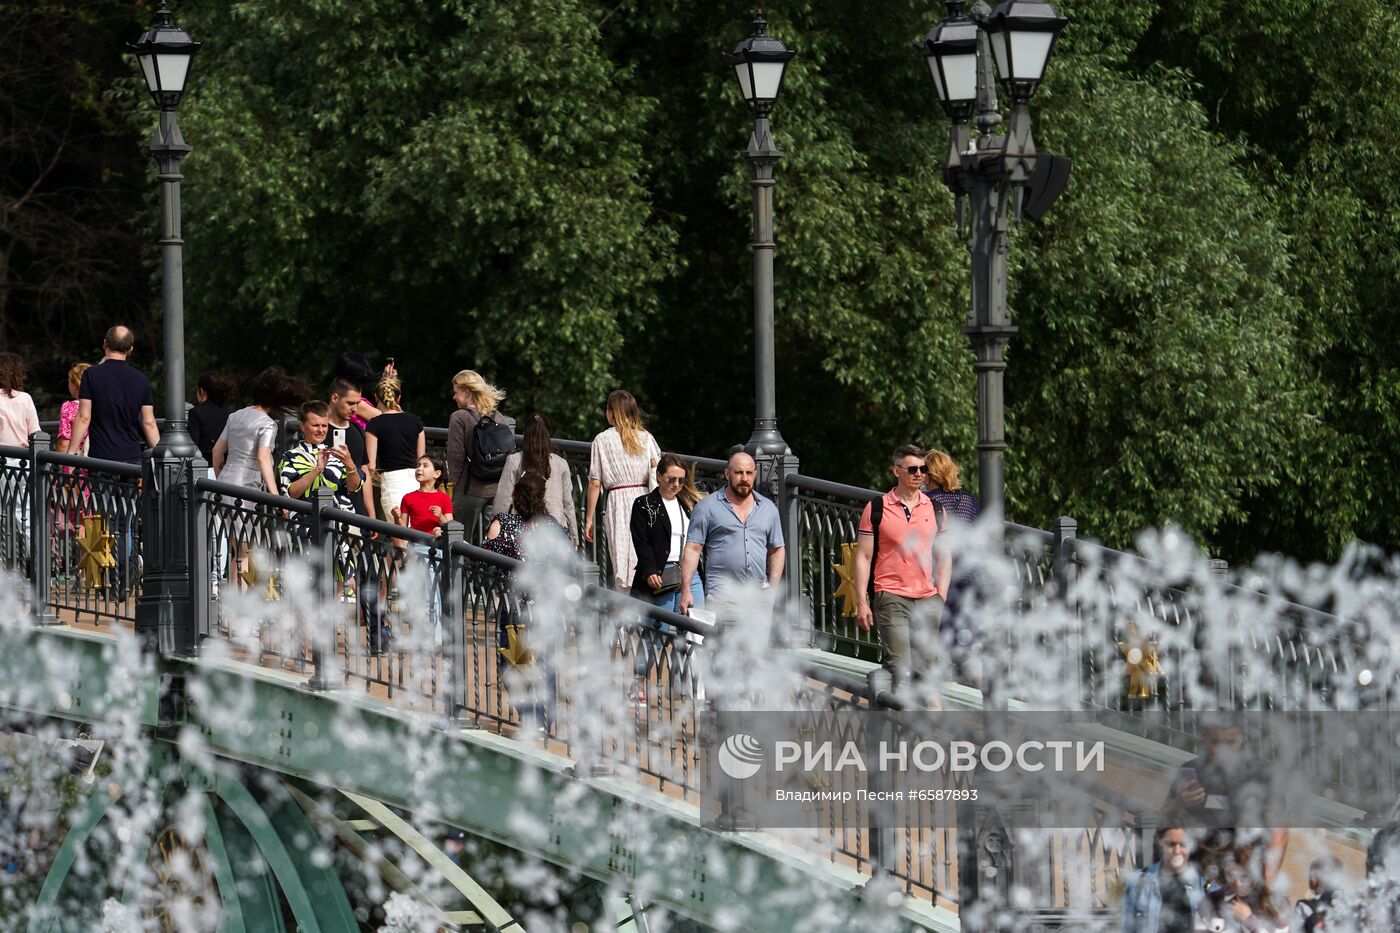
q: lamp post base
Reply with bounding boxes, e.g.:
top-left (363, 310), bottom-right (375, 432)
top-left (744, 423), bottom-right (797, 498)
top-left (134, 432), bottom-right (202, 656)
top-left (743, 423), bottom-right (790, 460)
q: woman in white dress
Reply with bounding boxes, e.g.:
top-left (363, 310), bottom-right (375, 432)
top-left (584, 390), bottom-right (659, 590)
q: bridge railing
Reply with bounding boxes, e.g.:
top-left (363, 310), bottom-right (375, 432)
top-left (1, 441), bottom-right (144, 626)
top-left (188, 469), bottom-right (717, 800)
top-left (1058, 537), bottom-right (1397, 806)
top-left (11, 426), bottom-right (1362, 723)
top-left (1, 438), bottom-right (1230, 918)
top-left (794, 665), bottom-right (1152, 914)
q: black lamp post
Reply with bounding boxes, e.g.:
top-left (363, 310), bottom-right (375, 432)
top-left (919, 0), bottom-right (1068, 517)
top-left (727, 17), bottom-right (800, 490)
top-left (131, 5), bottom-right (202, 654)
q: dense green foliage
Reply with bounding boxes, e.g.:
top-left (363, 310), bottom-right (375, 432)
top-left (4, 0), bottom-right (1398, 562)
top-left (0, 2), bottom-right (153, 409)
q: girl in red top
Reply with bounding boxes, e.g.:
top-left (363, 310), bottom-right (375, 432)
top-left (395, 452), bottom-right (454, 536)
top-left (394, 451), bottom-right (454, 647)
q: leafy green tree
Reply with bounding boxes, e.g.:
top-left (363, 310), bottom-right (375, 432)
top-left (0, 1), bottom-right (152, 410)
top-left (1128, 0), bottom-right (1400, 557)
top-left (1009, 3), bottom-right (1315, 551)
top-left (177, 0), bottom-right (675, 434)
top-left (16, 0), bottom-right (1387, 564)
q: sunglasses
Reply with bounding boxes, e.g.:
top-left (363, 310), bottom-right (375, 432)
top-left (901, 464), bottom-right (929, 475)
top-left (662, 475), bottom-right (685, 485)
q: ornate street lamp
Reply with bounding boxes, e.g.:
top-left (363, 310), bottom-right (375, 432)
top-left (727, 16), bottom-right (799, 485)
top-left (133, 7), bottom-right (199, 111)
top-left (131, 5), bottom-right (203, 654)
top-left (986, 0), bottom-right (1067, 98)
top-left (918, 0), bottom-right (1069, 518)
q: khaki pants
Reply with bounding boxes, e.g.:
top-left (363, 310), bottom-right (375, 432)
top-left (874, 590), bottom-right (944, 694)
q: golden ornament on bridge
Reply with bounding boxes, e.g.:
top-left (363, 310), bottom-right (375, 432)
top-left (832, 542), bottom-right (861, 619)
top-left (76, 514), bottom-right (116, 590)
top-left (497, 624), bottom-right (535, 669)
top-left (1116, 623), bottom-right (1163, 700)
top-left (239, 558), bottom-right (280, 600)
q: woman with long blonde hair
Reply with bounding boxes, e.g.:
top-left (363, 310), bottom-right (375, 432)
top-left (445, 369), bottom-right (515, 539)
top-left (585, 389), bottom-right (660, 590)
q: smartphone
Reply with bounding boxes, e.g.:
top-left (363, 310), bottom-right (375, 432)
top-left (385, 357), bottom-right (395, 368)
top-left (331, 427), bottom-right (347, 448)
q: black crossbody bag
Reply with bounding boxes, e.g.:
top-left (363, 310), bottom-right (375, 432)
top-left (652, 499), bottom-right (687, 595)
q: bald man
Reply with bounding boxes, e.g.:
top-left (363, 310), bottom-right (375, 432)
top-left (68, 325), bottom-right (158, 597)
top-left (678, 451), bottom-right (785, 614)
top-left (69, 325), bottom-right (159, 464)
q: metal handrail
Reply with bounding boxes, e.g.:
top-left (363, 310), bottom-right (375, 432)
top-left (1067, 536), bottom-right (1345, 625)
top-left (317, 505), bottom-right (435, 546)
top-left (784, 473), bottom-right (880, 501)
top-left (0, 444), bottom-right (1196, 913)
top-left (194, 476), bottom-right (313, 514)
top-left (584, 579), bottom-right (716, 641)
top-left (25, 446), bottom-right (143, 478)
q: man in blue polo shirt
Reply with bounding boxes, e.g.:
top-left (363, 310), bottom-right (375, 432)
top-left (678, 451), bottom-right (785, 613)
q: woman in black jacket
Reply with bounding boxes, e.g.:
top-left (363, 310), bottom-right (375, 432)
top-left (629, 453), bottom-right (704, 612)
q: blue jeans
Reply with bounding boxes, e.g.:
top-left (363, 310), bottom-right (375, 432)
top-left (633, 563), bottom-right (704, 681)
top-left (649, 562), bottom-right (705, 615)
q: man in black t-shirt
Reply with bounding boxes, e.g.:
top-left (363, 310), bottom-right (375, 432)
top-left (69, 326), bottom-right (159, 465)
top-left (68, 326), bottom-right (159, 596)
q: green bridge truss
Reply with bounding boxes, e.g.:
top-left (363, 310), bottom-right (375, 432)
top-left (0, 625), bottom-right (956, 932)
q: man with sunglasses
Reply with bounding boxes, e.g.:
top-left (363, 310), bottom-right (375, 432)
top-left (853, 444), bottom-right (950, 697)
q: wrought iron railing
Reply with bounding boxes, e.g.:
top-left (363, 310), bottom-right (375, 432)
top-left (190, 468), bottom-right (716, 805)
top-left (2, 442), bottom-right (144, 625)
top-left (6, 428), bottom-right (1360, 922)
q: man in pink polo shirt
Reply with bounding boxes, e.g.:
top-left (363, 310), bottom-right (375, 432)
top-left (854, 444), bottom-right (951, 696)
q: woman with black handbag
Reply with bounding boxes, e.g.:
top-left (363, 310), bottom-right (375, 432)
top-left (625, 454), bottom-right (703, 708)
top-left (629, 454), bottom-right (703, 611)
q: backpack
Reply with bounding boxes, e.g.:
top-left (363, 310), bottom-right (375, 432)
top-left (867, 494), bottom-right (946, 600)
top-left (468, 412), bottom-right (514, 483)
